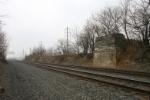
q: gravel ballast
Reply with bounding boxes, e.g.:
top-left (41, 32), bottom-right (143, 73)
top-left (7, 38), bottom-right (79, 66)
top-left (0, 60), bottom-right (143, 99)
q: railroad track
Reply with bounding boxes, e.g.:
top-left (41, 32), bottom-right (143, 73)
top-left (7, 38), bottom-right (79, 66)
top-left (23, 61), bottom-right (150, 96)
top-left (37, 62), bottom-right (150, 78)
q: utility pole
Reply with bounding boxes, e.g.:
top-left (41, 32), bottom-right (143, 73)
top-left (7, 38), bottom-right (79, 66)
top-left (40, 41), bottom-right (43, 56)
top-left (40, 41), bottom-right (43, 46)
top-left (65, 27), bottom-right (69, 54)
top-left (76, 27), bottom-right (80, 54)
top-left (23, 49), bottom-right (24, 60)
top-left (30, 47), bottom-right (32, 55)
top-left (40, 41), bottom-right (43, 50)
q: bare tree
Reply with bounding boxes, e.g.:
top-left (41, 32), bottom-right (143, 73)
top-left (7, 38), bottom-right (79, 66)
top-left (83, 20), bottom-right (96, 53)
top-left (78, 32), bottom-right (90, 54)
top-left (47, 47), bottom-right (55, 56)
top-left (55, 39), bottom-right (68, 55)
top-left (78, 6), bottom-right (122, 54)
top-left (129, 0), bottom-right (150, 46)
top-left (120, 0), bottom-right (131, 42)
top-left (85, 5), bottom-right (122, 43)
top-left (0, 27), bottom-right (8, 59)
top-left (94, 6), bottom-right (121, 35)
top-left (70, 26), bottom-right (82, 54)
top-left (27, 43), bottom-right (46, 60)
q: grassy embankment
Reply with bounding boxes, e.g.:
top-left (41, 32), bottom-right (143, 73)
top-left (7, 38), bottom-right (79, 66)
top-left (27, 41), bottom-right (150, 72)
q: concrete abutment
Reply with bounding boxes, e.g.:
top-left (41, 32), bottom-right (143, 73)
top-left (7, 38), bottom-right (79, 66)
top-left (93, 33), bottom-right (126, 68)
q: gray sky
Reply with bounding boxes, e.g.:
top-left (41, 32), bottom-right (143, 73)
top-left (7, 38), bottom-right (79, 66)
top-left (0, 0), bottom-right (120, 59)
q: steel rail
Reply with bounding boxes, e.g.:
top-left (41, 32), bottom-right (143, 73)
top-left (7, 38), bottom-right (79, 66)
top-left (32, 62), bottom-right (150, 87)
top-left (31, 62), bottom-right (150, 77)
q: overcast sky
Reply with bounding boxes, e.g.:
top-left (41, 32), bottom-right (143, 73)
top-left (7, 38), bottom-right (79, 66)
top-left (0, 0), bottom-right (120, 59)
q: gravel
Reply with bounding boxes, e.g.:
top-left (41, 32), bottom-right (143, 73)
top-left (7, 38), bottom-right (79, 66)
top-left (0, 60), bottom-right (143, 100)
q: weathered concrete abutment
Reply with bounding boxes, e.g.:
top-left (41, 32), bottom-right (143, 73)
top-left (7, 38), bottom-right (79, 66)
top-left (93, 33), bottom-right (126, 68)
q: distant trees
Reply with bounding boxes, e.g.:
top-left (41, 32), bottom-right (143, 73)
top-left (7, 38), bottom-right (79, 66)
top-left (26, 43), bottom-right (46, 61)
top-left (55, 39), bottom-right (68, 55)
top-left (0, 1), bottom-right (8, 60)
top-left (70, 27), bottom-right (81, 54)
top-left (0, 27), bottom-right (8, 60)
top-left (46, 47), bottom-right (55, 56)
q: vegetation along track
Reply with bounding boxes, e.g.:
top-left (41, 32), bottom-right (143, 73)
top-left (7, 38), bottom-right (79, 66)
top-left (23, 61), bottom-right (150, 96)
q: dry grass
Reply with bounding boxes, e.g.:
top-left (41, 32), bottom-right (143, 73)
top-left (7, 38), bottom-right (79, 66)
top-left (40, 54), bottom-right (93, 67)
top-left (30, 40), bottom-right (150, 73)
top-left (117, 41), bottom-right (150, 72)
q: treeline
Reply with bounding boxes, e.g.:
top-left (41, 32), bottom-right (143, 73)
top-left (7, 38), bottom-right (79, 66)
top-left (0, 24), bottom-right (8, 60)
top-left (26, 0), bottom-right (150, 60)
top-left (0, 2), bottom-right (8, 61)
